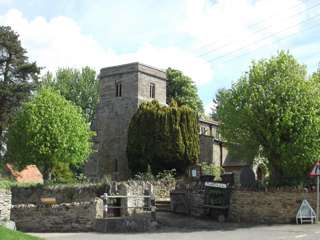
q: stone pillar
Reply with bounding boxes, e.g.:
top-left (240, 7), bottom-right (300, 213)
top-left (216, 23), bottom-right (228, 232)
top-left (0, 188), bottom-right (12, 221)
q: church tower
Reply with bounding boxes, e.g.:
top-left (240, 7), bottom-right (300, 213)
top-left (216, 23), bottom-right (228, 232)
top-left (85, 62), bottom-right (167, 180)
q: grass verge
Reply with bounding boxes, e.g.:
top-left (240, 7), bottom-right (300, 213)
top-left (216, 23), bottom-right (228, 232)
top-left (0, 226), bottom-right (42, 240)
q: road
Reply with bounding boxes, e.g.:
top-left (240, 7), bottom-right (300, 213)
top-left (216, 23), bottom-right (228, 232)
top-left (30, 213), bottom-right (320, 240)
top-left (31, 225), bottom-right (320, 240)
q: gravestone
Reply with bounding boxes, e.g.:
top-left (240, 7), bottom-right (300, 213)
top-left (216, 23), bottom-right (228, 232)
top-left (240, 166), bottom-right (256, 188)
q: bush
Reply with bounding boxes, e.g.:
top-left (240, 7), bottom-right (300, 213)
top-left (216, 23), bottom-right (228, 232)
top-left (127, 100), bottom-right (199, 175)
top-left (133, 168), bottom-right (176, 182)
top-left (201, 162), bottom-right (224, 180)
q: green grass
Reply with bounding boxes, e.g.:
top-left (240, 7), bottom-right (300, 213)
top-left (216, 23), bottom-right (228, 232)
top-left (0, 180), bottom-right (42, 189)
top-left (0, 226), bottom-right (43, 240)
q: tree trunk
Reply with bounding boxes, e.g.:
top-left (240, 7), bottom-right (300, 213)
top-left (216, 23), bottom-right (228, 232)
top-left (43, 166), bottom-right (52, 182)
top-left (269, 161), bottom-right (283, 185)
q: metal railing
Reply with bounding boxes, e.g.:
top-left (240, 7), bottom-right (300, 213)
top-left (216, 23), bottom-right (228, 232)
top-left (100, 193), bottom-right (156, 218)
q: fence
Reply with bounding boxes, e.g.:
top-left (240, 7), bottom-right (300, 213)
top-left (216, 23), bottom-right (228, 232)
top-left (101, 193), bottom-right (156, 218)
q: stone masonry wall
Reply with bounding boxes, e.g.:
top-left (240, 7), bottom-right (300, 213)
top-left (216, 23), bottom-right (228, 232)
top-left (230, 190), bottom-right (317, 224)
top-left (11, 198), bottom-right (103, 232)
top-left (0, 188), bottom-right (11, 221)
top-left (9, 184), bottom-right (106, 232)
top-left (171, 182), bottom-right (317, 224)
top-left (199, 135), bottom-right (214, 164)
top-left (11, 184), bottom-right (106, 205)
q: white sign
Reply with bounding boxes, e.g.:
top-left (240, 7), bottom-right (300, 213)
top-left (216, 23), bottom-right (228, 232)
top-left (191, 169), bottom-right (197, 177)
top-left (205, 182), bottom-right (227, 189)
top-left (296, 199), bottom-right (316, 224)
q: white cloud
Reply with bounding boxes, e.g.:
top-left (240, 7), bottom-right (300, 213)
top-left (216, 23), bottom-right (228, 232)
top-left (181, 0), bottom-right (306, 55)
top-left (116, 44), bottom-right (213, 85)
top-left (0, 0), bottom-right (12, 5)
top-left (204, 101), bottom-right (214, 115)
top-left (0, 9), bottom-right (213, 85)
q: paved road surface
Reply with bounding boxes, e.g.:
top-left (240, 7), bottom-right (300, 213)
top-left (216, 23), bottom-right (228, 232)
top-left (31, 224), bottom-right (320, 240)
top-left (31, 213), bottom-right (320, 240)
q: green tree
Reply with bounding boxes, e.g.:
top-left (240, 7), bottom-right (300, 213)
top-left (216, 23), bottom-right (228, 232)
top-left (6, 88), bottom-right (93, 181)
top-left (217, 51), bottom-right (320, 183)
top-left (166, 68), bottom-right (203, 113)
top-left (127, 100), bottom-right (199, 175)
top-left (0, 26), bottom-right (40, 155)
top-left (41, 67), bottom-right (98, 123)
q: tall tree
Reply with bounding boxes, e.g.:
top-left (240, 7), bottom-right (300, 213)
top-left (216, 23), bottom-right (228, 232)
top-left (6, 88), bottom-right (93, 181)
top-left (127, 100), bottom-right (199, 175)
top-left (0, 26), bottom-right (40, 155)
top-left (166, 68), bottom-right (203, 113)
top-left (41, 67), bottom-right (98, 123)
top-left (217, 51), bottom-right (320, 183)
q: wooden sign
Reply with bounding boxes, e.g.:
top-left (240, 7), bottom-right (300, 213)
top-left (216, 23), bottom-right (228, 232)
top-left (40, 197), bottom-right (57, 205)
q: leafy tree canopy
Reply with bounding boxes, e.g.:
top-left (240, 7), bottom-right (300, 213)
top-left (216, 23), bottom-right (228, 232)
top-left (6, 87), bottom-right (93, 181)
top-left (166, 68), bottom-right (203, 114)
top-left (127, 100), bottom-right (199, 175)
top-left (41, 67), bottom-right (98, 123)
top-left (216, 51), bottom-right (320, 183)
top-left (0, 26), bottom-right (40, 155)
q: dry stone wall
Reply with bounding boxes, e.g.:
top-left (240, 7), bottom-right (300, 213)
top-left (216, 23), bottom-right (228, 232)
top-left (170, 181), bottom-right (317, 224)
top-left (11, 199), bottom-right (103, 232)
top-left (0, 188), bottom-right (11, 221)
top-left (11, 184), bottom-right (106, 204)
top-left (6, 180), bottom-right (173, 232)
top-left (10, 184), bottom-right (106, 232)
top-left (229, 190), bottom-right (317, 224)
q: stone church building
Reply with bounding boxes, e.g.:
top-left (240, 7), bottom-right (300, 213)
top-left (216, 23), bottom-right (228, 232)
top-left (85, 62), bottom-right (246, 180)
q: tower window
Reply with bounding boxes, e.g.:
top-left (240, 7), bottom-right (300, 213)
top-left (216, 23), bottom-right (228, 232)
top-left (116, 82), bottom-right (122, 97)
top-left (150, 83), bottom-right (155, 98)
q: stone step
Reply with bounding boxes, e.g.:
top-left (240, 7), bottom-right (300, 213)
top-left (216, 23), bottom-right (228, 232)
top-left (156, 200), bottom-right (171, 212)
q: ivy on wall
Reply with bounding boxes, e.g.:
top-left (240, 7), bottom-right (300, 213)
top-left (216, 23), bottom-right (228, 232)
top-left (127, 100), bottom-right (199, 175)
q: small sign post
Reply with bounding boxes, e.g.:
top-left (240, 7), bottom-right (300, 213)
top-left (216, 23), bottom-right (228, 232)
top-left (310, 161), bottom-right (320, 222)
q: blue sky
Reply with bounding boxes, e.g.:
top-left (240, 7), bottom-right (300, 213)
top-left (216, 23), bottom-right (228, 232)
top-left (1, 0), bottom-right (320, 113)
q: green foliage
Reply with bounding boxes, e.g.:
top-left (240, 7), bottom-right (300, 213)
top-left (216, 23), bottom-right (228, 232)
top-left (0, 179), bottom-right (41, 189)
top-left (0, 180), bottom-right (17, 189)
top-left (200, 162), bottom-right (223, 180)
top-left (0, 26), bottom-right (40, 156)
top-left (166, 68), bottom-right (203, 113)
top-left (155, 169), bottom-right (176, 182)
top-left (0, 226), bottom-right (42, 240)
top-left (133, 168), bottom-right (176, 182)
top-left (127, 101), bottom-right (199, 175)
top-left (6, 87), bottom-right (93, 181)
top-left (41, 67), bottom-right (98, 123)
top-left (216, 51), bottom-right (320, 182)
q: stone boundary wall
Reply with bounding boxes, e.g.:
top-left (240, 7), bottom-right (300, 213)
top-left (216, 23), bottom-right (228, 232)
top-left (11, 184), bottom-right (107, 205)
top-left (230, 190), bottom-right (317, 224)
top-left (171, 182), bottom-right (318, 224)
top-left (0, 188), bottom-right (11, 221)
top-left (11, 198), bottom-right (103, 232)
top-left (5, 180), bottom-right (172, 232)
top-left (10, 184), bottom-right (106, 232)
